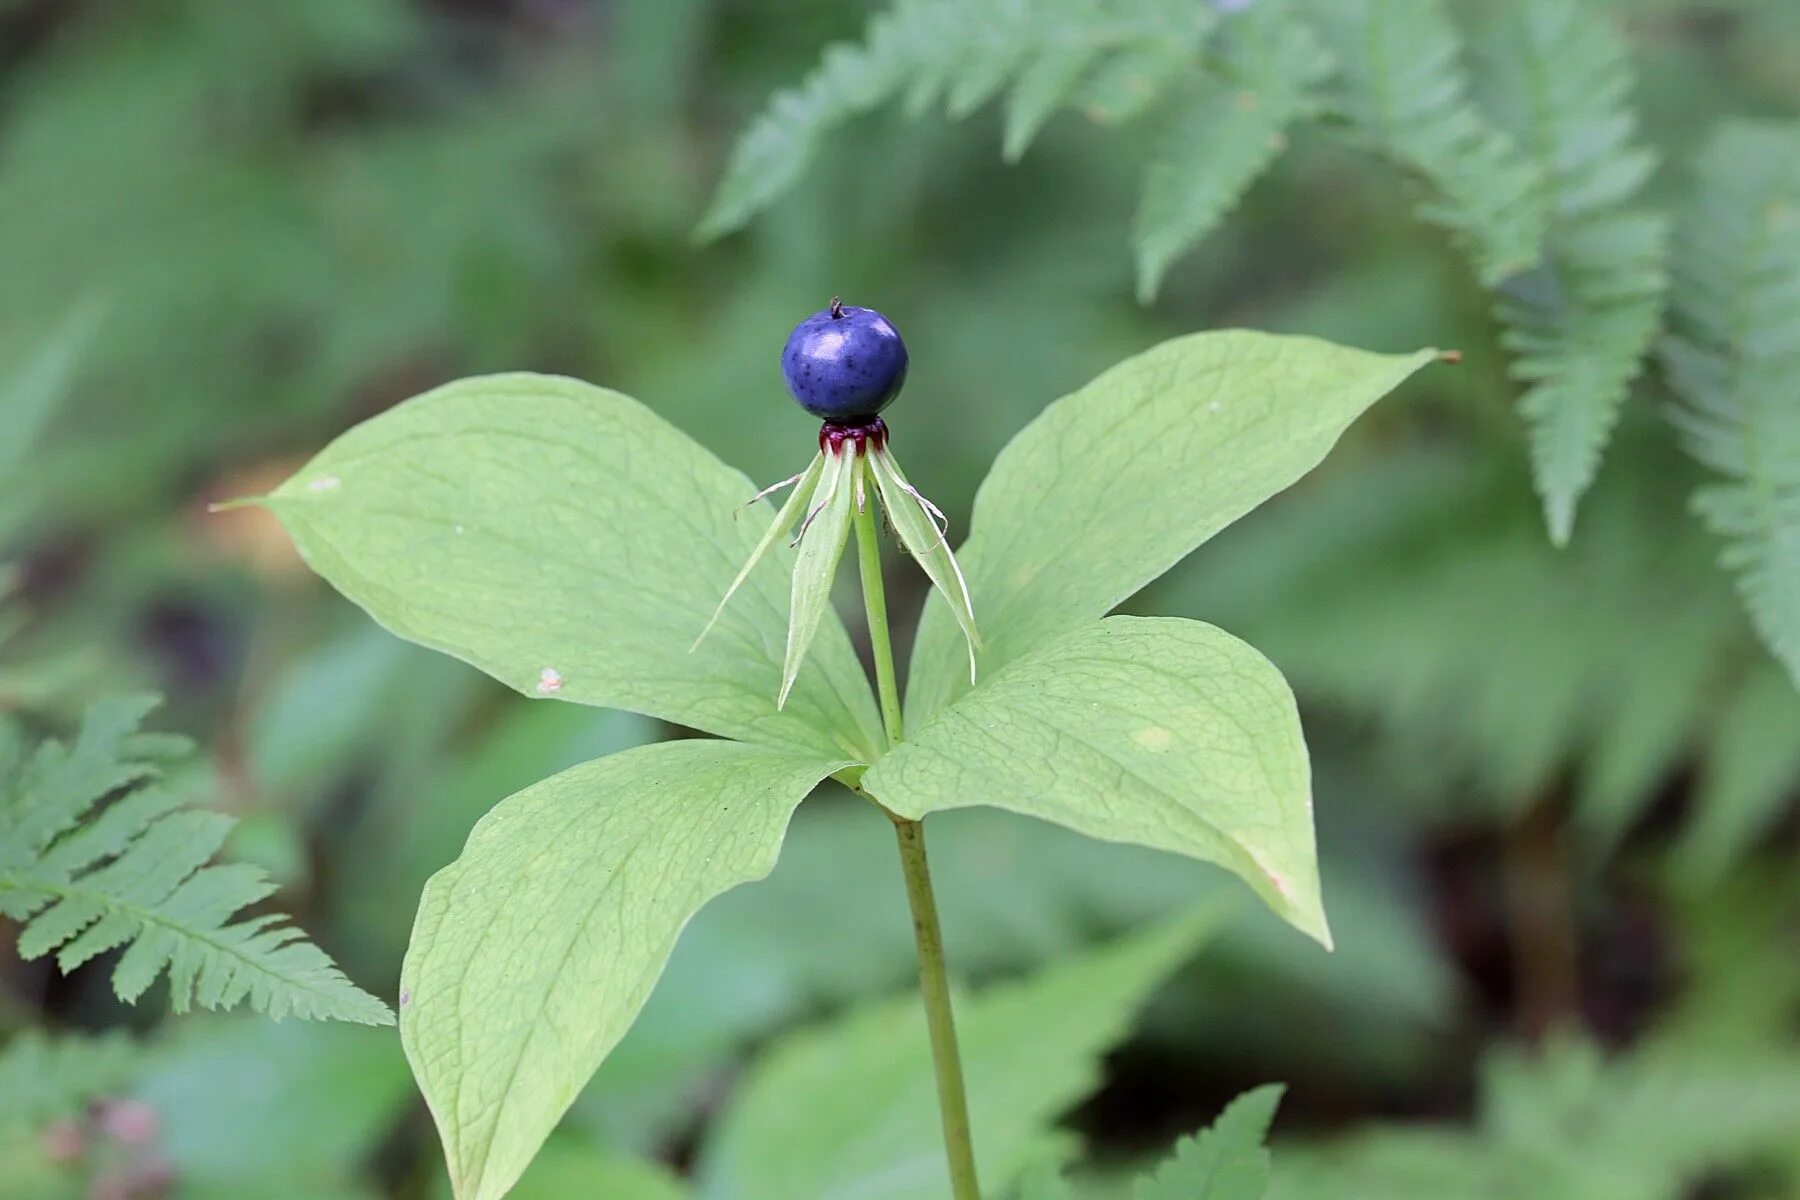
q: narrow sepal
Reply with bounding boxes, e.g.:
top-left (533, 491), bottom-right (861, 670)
top-left (868, 447), bottom-right (980, 682)
top-left (693, 454), bottom-right (826, 651)
top-left (779, 450), bottom-right (857, 708)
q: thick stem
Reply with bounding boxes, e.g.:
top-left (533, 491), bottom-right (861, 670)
top-left (851, 460), bottom-right (982, 1200)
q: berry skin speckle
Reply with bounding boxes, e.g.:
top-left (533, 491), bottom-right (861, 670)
top-left (781, 299), bottom-right (909, 422)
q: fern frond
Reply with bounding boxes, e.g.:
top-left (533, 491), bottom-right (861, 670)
top-left (1133, 1084), bottom-right (1283, 1200)
top-left (0, 697), bottom-right (393, 1025)
top-left (1303, 0), bottom-right (1542, 285)
top-left (697, 0), bottom-right (1213, 241)
top-left (1661, 120), bottom-right (1800, 688)
top-left (1133, 5), bottom-right (1330, 302)
top-left (0, 1030), bottom-right (141, 1134)
top-left (1270, 1036), bottom-right (1800, 1200)
top-left (1065, 36), bottom-right (1192, 129)
top-left (1676, 663), bottom-right (1800, 883)
top-left (1477, 0), bottom-right (1669, 544)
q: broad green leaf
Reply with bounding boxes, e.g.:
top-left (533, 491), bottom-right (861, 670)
top-left (782, 448), bottom-right (856, 708)
top-left (904, 331), bottom-right (1438, 725)
top-left (261, 374), bottom-right (883, 761)
top-left (401, 740), bottom-right (848, 1200)
top-left (1133, 1084), bottom-right (1283, 1200)
top-left (874, 617), bottom-right (1328, 945)
top-left (699, 909), bottom-right (1226, 1200)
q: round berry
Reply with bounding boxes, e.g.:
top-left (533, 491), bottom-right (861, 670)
top-left (781, 300), bottom-right (909, 423)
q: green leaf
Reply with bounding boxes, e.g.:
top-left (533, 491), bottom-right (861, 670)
top-left (700, 909), bottom-right (1226, 1200)
top-left (782, 448), bottom-right (856, 708)
top-left (692, 9), bottom-right (920, 242)
top-left (0, 698), bottom-right (391, 1025)
top-left (876, 617), bottom-right (1328, 944)
top-left (1676, 664), bottom-right (1800, 882)
top-left (1133, 9), bottom-right (1328, 302)
top-left (697, 0), bottom-right (1211, 240)
top-left (1661, 120), bottom-right (1800, 687)
top-left (400, 739), bottom-right (849, 1200)
top-left (1070, 39), bottom-right (1195, 128)
top-left (1134, 1084), bottom-right (1283, 1200)
top-left (1269, 1034), bottom-right (1800, 1200)
top-left (1002, 41), bottom-right (1105, 163)
top-left (1305, 0), bottom-right (1543, 285)
top-left (260, 374), bottom-right (883, 761)
top-left (905, 330), bottom-right (1438, 726)
top-left (1477, 0), bottom-right (1669, 544)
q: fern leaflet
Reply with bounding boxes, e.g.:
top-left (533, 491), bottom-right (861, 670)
top-left (1133, 1084), bottom-right (1283, 1200)
top-left (1133, 5), bottom-right (1329, 302)
top-left (1477, 0), bottom-right (1669, 544)
top-left (696, 0), bottom-right (1213, 241)
top-left (1303, 0), bottom-right (1542, 286)
top-left (0, 696), bottom-right (394, 1025)
top-left (1269, 1036), bottom-right (1800, 1200)
top-left (1661, 120), bottom-right (1800, 688)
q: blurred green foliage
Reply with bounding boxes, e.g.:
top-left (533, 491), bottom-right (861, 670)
top-left (0, 0), bottom-right (1796, 1197)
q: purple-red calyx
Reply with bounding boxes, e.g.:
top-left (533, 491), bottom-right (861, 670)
top-left (819, 416), bottom-right (889, 456)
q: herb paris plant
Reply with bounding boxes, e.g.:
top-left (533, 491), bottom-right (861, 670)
top-left (257, 319), bottom-right (1439, 1200)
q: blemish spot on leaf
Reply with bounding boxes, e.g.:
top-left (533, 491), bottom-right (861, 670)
top-left (536, 668), bottom-right (564, 694)
top-left (1131, 725), bottom-right (1175, 752)
top-left (1246, 846), bottom-right (1293, 899)
top-left (399, 988), bottom-right (411, 1008)
top-left (1208, 401), bottom-right (1221, 413)
top-left (307, 475), bottom-right (341, 493)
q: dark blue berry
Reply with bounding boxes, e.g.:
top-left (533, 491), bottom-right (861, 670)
top-left (781, 299), bottom-right (909, 423)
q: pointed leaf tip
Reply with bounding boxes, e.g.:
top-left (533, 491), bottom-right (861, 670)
top-left (904, 331), bottom-right (1440, 725)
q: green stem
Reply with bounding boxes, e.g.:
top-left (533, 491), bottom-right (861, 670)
top-left (851, 457), bottom-right (983, 1200)
top-left (892, 815), bottom-right (982, 1200)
